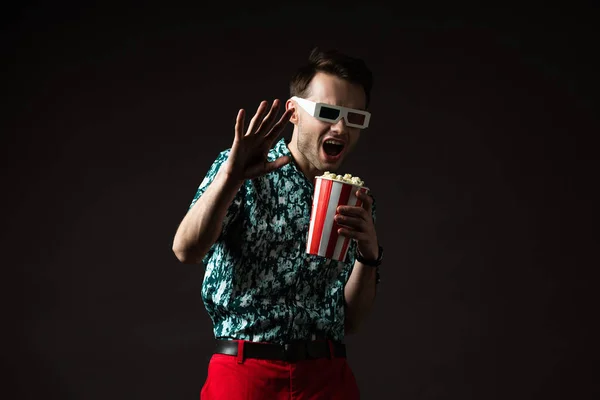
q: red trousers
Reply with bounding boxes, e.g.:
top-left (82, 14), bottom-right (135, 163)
top-left (200, 341), bottom-right (360, 399)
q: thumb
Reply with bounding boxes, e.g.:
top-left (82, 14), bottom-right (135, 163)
top-left (264, 156), bottom-right (291, 174)
top-left (359, 190), bottom-right (373, 213)
top-left (245, 156), bottom-right (291, 179)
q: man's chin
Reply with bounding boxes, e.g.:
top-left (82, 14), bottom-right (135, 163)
top-left (319, 153), bottom-right (345, 171)
top-left (318, 160), bottom-right (343, 172)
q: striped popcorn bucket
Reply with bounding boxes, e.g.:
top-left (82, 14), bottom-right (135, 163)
top-left (306, 177), bottom-right (369, 261)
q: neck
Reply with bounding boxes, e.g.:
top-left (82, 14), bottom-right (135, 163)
top-left (287, 134), bottom-right (322, 182)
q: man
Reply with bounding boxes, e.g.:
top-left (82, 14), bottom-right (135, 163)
top-left (172, 47), bottom-right (383, 399)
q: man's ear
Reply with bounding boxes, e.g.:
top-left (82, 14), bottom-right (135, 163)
top-left (285, 99), bottom-right (298, 125)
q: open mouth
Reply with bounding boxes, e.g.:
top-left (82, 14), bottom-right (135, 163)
top-left (322, 139), bottom-right (345, 157)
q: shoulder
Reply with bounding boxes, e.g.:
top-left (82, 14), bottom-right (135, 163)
top-left (215, 147), bottom-right (232, 163)
top-left (195, 147), bottom-right (233, 190)
top-left (204, 148), bottom-right (232, 175)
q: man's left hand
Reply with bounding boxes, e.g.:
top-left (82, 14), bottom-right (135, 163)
top-left (335, 190), bottom-right (378, 260)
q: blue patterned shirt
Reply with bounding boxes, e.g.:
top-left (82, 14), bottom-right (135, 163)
top-left (189, 138), bottom-right (376, 344)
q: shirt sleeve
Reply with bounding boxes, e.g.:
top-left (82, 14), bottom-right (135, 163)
top-left (188, 149), bottom-right (245, 264)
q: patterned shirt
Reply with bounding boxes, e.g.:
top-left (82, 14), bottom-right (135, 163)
top-left (189, 138), bottom-right (376, 344)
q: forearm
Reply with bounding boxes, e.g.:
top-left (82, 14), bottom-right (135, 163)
top-left (172, 169), bottom-right (243, 264)
top-left (344, 261), bottom-right (378, 334)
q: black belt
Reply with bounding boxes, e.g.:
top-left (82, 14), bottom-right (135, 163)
top-left (214, 339), bottom-right (346, 362)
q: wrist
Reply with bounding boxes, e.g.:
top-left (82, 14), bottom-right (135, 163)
top-left (218, 168), bottom-right (245, 188)
top-left (359, 245), bottom-right (378, 261)
top-left (356, 245), bottom-right (383, 267)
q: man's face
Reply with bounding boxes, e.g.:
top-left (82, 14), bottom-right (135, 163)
top-left (288, 72), bottom-right (367, 175)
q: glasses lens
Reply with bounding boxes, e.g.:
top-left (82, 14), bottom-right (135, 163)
top-left (318, 106), bottom-right (341, 121)
top-left (347, 112), bottom-right (366, 126)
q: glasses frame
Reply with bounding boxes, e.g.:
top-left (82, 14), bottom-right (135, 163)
top-left (291, 96), bottom-right (371, 129)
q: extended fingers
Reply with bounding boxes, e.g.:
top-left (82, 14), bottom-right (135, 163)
top-left (264, 105), bottom-right (294, 141)
top-left (254, 99), bottom-right (282, 135)
top-left (245, 101), bottom-right (269, 136)
top-left (234, 109), bottom-right (245, 141)
top-left (263, 109), bottom-right (293, 145)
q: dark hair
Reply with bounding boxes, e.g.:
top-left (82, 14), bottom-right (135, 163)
top-left (290, 47), bottom-right (373, 109)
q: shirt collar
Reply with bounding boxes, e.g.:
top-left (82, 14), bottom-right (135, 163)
top-left (273, 137), bottom-right (292, 157)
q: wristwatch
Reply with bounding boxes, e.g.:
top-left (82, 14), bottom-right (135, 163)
top-left (355, 245), bottom-right (384, 267)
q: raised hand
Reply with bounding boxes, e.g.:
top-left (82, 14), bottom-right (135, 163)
top-left (223, 99), bottom-right (294, 181)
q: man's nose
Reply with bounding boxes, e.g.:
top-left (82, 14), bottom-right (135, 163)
top-left (330, 117), bottom-right (349, 135)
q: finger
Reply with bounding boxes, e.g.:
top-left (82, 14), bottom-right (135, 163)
top-left (255, 99), bottom-right (281, 136)
top-left (337, 228), bottom-right (367, 241)
top-left (246, 156), bottom-right (291, 178)
top-left (264, 156), bottom-right (291, 173)
top-left (264, 107), bottom-right (294, 141)
top-left (336, 205), bottom-right (369, 220)
top-left (357, 190), bottom-right (373, 213)
top-left (234, 109), bottom-right (245, 141)
top-left (334, 214), bottom-right (366, 231)
top-left (246, 101), bottom-right (268, 136)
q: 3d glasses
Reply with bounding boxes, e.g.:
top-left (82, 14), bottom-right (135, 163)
top-left (291, 96), bottom-right (371, 129)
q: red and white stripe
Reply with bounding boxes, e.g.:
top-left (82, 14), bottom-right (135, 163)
top-left (306, 178), bottom-right (369, 261)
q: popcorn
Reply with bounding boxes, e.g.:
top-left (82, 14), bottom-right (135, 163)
top-left (319, 171), bottom-right (365, 187)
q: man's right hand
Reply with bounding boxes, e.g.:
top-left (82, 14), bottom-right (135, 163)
top-left (223, 99), bottom-right (294, 182)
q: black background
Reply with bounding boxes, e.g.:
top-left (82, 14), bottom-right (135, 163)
top-left (3, 1), bottom-right (599, 399)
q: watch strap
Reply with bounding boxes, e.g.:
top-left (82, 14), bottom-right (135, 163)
top-left (355, 245), bottom-right (383, 267)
